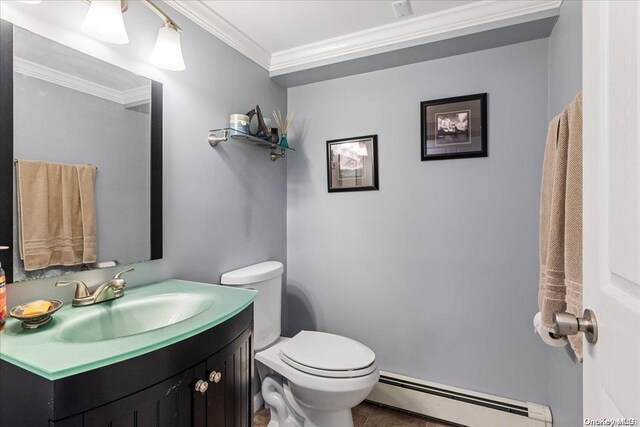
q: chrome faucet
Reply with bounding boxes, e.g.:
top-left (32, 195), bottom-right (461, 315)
top-left (55, 267), bottom-right (135, 307)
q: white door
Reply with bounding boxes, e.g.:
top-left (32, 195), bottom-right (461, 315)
top-left (583, 0), bottom-right (640, 423)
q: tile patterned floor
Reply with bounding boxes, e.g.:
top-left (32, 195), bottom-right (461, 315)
top-left (254, 401), bottom-right (457, 427)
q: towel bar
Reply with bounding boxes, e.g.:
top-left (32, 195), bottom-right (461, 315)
top-left (14, 159), bottom-right (98, 170)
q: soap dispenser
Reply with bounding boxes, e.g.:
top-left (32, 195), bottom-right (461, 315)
top-left (0, 246), bottom-right (8, 327)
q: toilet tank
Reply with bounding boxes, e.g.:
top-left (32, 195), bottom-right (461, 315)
top-left (221, 261), bottom-right (283, 350)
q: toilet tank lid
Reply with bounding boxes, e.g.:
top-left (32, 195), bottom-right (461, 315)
top-left (221, 261), bottom-right (284, 285)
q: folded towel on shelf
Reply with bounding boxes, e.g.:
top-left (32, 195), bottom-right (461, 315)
top-left (538, 92), bottom-right (583, 360)
top-left (16, 160), bottom-right (97, 271)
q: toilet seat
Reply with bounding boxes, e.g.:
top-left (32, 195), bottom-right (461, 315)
top-left (279, 331), bottom-right (376, 378)
top-left (279, 353), bottom-right (377, 378)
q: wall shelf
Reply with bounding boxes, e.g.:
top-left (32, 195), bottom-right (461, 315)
top-left (208, 128), bottom-right (293, 161)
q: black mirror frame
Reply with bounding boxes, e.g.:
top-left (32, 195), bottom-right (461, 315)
top-left (0, 20), bottom-right (163, 284)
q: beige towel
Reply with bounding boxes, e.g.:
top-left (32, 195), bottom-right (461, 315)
top-left (539, 93), bottom-right (583, 360)
top-left (16, 160), bottom-right (97, 271)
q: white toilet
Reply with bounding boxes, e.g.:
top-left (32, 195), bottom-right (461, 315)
top-left (221, 261), bottom-right (379, 427)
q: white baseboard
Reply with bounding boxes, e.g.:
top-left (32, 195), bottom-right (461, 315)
top-left (253, 391), bottom-right (264, 413)
top-left (367, 371), bottom-right (552, 427)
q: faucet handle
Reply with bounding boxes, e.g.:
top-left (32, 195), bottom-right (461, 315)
top-left (112, 267), bottom-right (135, 280)
top-left (55, 280), bottom-right (91, 299)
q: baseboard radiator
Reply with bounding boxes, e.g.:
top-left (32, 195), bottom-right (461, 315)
top-left (367, 371), bottom-right (552, 427)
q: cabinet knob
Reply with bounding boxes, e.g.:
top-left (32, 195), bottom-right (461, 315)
top-left (195, 380), bottom-right (209, 394)
top-left (209, 371), bottom-right (222, 383)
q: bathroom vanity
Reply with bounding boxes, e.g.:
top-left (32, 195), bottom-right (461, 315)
top-left (0, 280), bottom-right (256, 426)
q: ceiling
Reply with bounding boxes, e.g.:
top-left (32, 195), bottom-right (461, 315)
top-left (1, 0), bottom-right (562, 85)
top-left (13, 25), bottom-right (150, 106)
top-left (202, 0), bottom-right (477, 54)
top-left (15, 26), bottom-right (149, 92)
top-left (166, 0), bottom-right (563, 73)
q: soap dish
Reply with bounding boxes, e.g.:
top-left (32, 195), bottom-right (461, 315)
top-left (9, 299), bottom-right (64, 329)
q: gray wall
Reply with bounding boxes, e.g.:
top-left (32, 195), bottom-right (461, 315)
top-left (549, 0), bottom-right (583, 117)
top-left (13, 74), bottom-right (150, 280)
top-left (547, 1), bottom-right (583, 426)
top-left (6, 2), bottom-right (287, 313)
top-left (287, 39), bottom-right (550, 404)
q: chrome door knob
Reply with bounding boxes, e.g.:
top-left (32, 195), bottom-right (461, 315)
top-left (209, 371), bottom-right (222, 383)
top-left (195, 380), bottom-right (209, 394)
top-left (552, 309), bottom-right (598, 343)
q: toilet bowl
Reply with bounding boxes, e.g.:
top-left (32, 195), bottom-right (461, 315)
top-left (221, 262), bottom-right (379, 427)
top-left (256, 333), bottom-right (379, 427)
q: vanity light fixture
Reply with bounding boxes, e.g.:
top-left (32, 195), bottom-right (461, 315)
top-left (82, 0), bottom-right (129, 45)
top-left (145, 1), bottom-right (186, 71)
top-left (149, 23), bottom-right (185, 71)
top-left (81, 0), bottom-right (186, 71)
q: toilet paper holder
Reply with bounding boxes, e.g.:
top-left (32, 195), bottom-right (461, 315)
top-left (551, 309), bottom-right (598, 344)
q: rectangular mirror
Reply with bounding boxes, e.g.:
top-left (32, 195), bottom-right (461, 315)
top-left (0, 21), bottom-right (162, 283)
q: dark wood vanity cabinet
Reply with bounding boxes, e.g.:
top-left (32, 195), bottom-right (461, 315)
top-left (203, 334), bottom-right (252, 427)
top-left (0, 305), bottom-right (253, 427)
top-left (57, 364), bottom-right (203, 427)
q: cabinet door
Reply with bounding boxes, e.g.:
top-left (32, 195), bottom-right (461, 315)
top-left (205, 329), bottom-right (253, 427)
top-left (80, 363), bottom-right (207, 427)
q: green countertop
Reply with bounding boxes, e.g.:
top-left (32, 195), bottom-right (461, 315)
top-left (0, 279), bottom-right (257, 380)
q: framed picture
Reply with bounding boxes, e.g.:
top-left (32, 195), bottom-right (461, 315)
top-left (326, 135), bottom-right (378, 193)
top-left (421, 93), bottom-right (487, 161)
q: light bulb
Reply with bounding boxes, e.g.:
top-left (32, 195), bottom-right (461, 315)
top-left (149, 25), bottom-right (186, 71)
top-left (82, 0), bottom-right (129, 45)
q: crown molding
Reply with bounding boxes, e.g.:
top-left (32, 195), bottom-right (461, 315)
top-left (165, 0), bottom-right (560, 74)
top-left (164, 0), bottom-right (271, 70)
top-left (269, 0), bottom-right (562, 73)
top-left (121, 86), bottom-right (152, 107)
top-left (14, 57), bottom-right (150, 106)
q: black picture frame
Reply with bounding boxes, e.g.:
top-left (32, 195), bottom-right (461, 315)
top-left (0, 20), bottom-right (163, 283)
top-left (420, 93), bottom-right (487, 161)
top-left (326, 135), bottom-right (379, 193)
